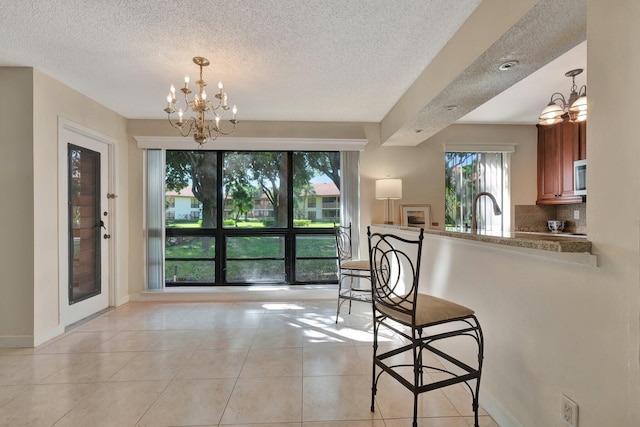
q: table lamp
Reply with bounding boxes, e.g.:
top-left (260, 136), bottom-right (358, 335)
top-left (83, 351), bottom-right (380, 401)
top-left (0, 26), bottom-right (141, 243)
top-left (375, 177), bottom-right (402, 224)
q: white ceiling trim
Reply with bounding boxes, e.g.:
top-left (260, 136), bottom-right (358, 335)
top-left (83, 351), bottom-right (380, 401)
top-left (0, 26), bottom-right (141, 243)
top-left (134, 136), bottom-right (368, 151)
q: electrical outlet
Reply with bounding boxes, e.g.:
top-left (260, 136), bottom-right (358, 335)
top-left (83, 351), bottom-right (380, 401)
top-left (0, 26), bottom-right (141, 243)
top-left (574, 210), bottom-right (580, 220)
top-left (562, 394), bottom-right (579, 427)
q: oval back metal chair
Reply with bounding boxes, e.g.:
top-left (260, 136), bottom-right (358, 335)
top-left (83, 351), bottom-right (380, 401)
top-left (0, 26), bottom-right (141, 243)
top-left (367, 226), bottom-right (484, 427)
top-left (334, 223), bottom-right (372, 323)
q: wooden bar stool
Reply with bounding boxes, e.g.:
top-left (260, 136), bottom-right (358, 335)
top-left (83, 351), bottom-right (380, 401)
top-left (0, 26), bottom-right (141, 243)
top-left (367, 226), bottom-right (484, 427)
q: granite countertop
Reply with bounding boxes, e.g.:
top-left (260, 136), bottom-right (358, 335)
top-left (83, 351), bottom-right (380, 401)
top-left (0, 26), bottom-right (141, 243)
top-left (372, 225), bottom-right (592, 253)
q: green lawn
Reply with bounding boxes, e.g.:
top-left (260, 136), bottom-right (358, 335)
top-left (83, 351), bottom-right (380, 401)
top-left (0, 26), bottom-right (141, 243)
top-left (165, 229), bottom-right (338, 284)
top-left (167, 219), bottom-right (338, 229)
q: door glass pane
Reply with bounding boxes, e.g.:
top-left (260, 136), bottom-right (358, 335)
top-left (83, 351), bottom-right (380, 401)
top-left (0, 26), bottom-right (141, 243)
top-left (165, 150), bottom-right (217, 229)
top-left (68, 144), bottom-right (101, 304)
top-left (226, 236), bottom-right (285, 283)
top-left (295, 235), bottom-right (338, 282)
top-left (165, 236), bottom-right (215, 285)
top-left (223, 152), bottom-right (287, 228)
top-left (293, 152), bottom-right (340, 228)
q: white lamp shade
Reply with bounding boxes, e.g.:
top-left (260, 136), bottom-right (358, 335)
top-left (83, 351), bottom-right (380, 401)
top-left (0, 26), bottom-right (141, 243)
top-left (539, 102), bottom-right (565, 121)
top-left (569, 95), bottom-right (588, 112)
top-left (375, 178), bottom-right (402, 200)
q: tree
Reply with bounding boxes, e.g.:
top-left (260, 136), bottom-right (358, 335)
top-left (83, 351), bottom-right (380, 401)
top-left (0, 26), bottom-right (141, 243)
top-left (166, 151), bottom-right (217, 228)
top-left (166, 150), bottom-right (342, 230)
top-left (304, 152), bottom-right (340, 190)
top-left (245, 152), bottom-right (288, 227)
top-left (165, 151), bottom-right (217, 254)
top-left (445, 153), bottom-right (477, 228)
top-left (229, 182), bottom-right (255, 224)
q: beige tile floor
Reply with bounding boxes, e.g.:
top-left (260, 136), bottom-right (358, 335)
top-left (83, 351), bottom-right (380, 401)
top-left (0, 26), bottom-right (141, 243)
top-left (0, 300), bottom-right (499, 426)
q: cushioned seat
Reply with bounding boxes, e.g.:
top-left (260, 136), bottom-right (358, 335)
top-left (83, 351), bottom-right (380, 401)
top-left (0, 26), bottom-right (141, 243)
top-left (376, 294), bottom-right (474, 327)
top-left (340, 259), bottom-right (370, 270)
top-left (367, 227), bottom-right (484, 427)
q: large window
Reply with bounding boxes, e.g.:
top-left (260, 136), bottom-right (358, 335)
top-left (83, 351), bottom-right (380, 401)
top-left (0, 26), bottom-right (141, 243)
top-left (162, 150), bottom-right (341, 286)
top-left (445, 151), bottom-right (509, 232)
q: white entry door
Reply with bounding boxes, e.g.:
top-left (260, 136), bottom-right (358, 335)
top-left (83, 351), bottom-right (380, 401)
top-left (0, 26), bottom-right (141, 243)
top-left (59, 120), bottom-right (111, 326)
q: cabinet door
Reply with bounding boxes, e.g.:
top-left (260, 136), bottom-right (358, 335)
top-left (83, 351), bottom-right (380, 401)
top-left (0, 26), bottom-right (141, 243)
top-left (559, 122), bottom-right (580, 197)
top-left (537, 123), bottom-right (562, 203)
top-left (537, 122), bottom-right (583, 204)
top-left (578, 121), bottom-right (587, 160)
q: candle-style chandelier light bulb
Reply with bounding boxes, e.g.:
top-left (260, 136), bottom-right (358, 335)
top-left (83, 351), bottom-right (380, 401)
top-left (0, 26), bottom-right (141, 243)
top-left (164, 56), bottom-right (239, 145)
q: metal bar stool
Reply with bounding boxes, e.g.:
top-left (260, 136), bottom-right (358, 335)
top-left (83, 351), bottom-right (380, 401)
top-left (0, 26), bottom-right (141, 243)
top-left (367, 226), bottom-right (484, 427)
top-left (335, 223), bottom-right (372, 323)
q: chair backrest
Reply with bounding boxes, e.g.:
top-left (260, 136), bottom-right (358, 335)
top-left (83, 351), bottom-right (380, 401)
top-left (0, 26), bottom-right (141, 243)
top-left (367, 226), bottom-right (424, 322)
top-left (335, 223), bottom-right (354, 262)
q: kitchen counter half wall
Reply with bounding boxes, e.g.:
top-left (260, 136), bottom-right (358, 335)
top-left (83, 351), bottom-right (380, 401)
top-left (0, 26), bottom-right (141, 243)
top-left (370, 224), bottom-right (596, 266)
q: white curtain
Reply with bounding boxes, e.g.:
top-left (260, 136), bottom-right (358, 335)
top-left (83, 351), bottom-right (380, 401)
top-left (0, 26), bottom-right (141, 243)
top-left (475, 152), bottom-right (504, 231)
top-left (340, 151), bottom-right (361, 257)
top-left (145, 149), bottom-right (164, 290)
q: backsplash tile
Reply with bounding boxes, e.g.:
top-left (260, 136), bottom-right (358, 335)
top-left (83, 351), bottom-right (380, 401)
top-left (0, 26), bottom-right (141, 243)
top-left (556, 204), bottom-right (587, 233)
top-left (515, 204), bottom-right (587, 234)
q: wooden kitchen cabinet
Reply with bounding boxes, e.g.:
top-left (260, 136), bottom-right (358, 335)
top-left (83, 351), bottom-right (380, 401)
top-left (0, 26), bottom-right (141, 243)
top-left (536, 120), bottom-right (586, 204)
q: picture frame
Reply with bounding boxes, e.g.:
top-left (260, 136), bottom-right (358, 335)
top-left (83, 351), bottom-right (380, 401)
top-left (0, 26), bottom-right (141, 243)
top-left (400, 204), bottom-right (431, 228)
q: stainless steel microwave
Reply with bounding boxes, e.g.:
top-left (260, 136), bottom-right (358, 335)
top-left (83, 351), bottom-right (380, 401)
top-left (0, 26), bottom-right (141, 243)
top-left (574, 159), bottom-right (587, 196)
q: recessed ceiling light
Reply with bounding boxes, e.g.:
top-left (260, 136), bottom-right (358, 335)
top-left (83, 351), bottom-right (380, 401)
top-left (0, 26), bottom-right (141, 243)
top-left (499, 60), bottom-right (520, 71)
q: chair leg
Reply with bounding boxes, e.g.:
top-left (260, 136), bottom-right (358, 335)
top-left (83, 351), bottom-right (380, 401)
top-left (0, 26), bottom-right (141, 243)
top-left (371, 318), bottom-right (379, 412)
top-left (335, 275), bottom-right (344, 323)
top-left (472, 318), bottom-right (485, 427)
top-left (412, 392), bottom-right (418, 427)
top-left (348, 276), bottom-right (354, 314)
top-left (412, 330), bottom-right (420, 427)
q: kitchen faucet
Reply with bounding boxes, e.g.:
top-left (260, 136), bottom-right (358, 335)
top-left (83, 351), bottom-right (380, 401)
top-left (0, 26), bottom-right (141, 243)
top-left (471, 192), bottom-right (502, 232)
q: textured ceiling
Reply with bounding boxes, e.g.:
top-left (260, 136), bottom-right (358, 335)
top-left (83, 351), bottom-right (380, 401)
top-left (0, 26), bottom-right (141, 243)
top-left (0, 0), bottom-right (481, 122)
top-left (0, 0), bottom-right (586, 145)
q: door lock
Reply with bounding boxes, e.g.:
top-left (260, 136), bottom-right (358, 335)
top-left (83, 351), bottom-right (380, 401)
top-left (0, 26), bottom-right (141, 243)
top-left (103, 234), bottom-right (111, 239)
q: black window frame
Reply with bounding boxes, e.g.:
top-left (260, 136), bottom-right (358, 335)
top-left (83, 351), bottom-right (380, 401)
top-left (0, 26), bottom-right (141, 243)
top-left (164, 150), bottom-right (340, 286)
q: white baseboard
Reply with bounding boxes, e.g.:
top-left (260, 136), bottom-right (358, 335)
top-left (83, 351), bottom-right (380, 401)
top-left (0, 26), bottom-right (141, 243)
top-left (479, 391), bottom-right (523, 427)
top-left (34, 324), bottom-right (65, 347)
top-left (131, 286), bottom-right (337, 302)
top-left (116, 294), bottom-right (130, 306)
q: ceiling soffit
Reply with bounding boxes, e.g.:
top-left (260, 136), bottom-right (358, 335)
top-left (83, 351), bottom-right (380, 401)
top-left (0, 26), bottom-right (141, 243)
top-left (382, 0), bottom-right (587, 146)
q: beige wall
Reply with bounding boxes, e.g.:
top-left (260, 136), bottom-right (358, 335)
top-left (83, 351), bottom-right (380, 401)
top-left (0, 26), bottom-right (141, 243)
top-left (31, 70), bottom-right (129, 342)
top-left (360, 124), bottom-right (537, 245)
top-left (0, 69), bottom-right (35, 343)
top-left (587, 0), bottom-right (640, 425)
top-left (0, 67), bottom-right (129, 345)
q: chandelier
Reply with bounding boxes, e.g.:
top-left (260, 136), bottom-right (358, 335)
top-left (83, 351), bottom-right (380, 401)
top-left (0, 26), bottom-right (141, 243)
top-left (164, 56), bottom-right (238, 145)
top-left (538, 68), bottom-right (587, 125)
